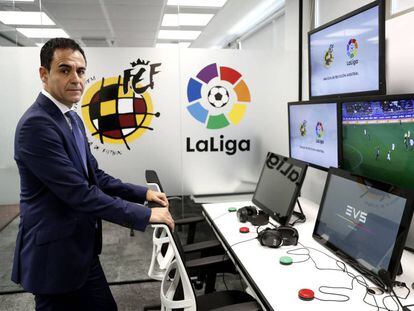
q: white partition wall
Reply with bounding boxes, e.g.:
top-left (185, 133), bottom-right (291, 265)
top-left (0, 46), bottom-right (294, 203)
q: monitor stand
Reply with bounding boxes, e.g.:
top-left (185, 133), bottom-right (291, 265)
top-left (290, 198), bottom-right (306, 226)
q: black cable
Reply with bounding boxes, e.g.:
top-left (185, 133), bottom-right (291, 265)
top-left (229, 237), bottom-right (259, 249)
top-left (212, 211), bottom-right (233, 221)
top-left (286, 242), bottom-right (413, 310)
top-left (289, 215), bottom-right (306, 226)
top-left (286, 246), bottom-right (311, 264)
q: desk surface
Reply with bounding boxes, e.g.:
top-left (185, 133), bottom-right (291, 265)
top-left (202, 197), bottom-right (414, 311)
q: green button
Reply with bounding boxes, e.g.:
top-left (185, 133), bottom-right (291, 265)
top-left (279, 256), bottom-right (293, 265)
top-left (228, 207), bottom-right (237, 212)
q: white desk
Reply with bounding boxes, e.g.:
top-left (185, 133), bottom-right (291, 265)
top-left (202, 197), bottom-right (414, 311)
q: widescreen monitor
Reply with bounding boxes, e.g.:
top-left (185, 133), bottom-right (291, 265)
top-left (252, 152), bottom-right (307, 226)
top-left (313, 168), bottom-right (414, 289)
top-left (342, 94), bottom-right (414, 190)
top-left (288, 101), bottom-right (340, 170)
top-left (308, 0), bottom-right (385, 99)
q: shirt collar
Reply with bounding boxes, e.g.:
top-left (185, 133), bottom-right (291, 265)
top-left (41, 89), bottom-right (72, 115)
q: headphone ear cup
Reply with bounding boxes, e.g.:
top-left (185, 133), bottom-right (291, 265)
top-left (237, 208), bottom-right (248, 223)
top-left (245, 206), bottom-right (256, 216)
top-left (250, 212), bottom-right (269, 226)
top-left (259, 230), bottom-right (282, 248)
top-left (278, 226), bottom-right (299, 246)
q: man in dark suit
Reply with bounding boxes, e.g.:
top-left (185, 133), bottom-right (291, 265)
top-left (12, 38), bottom-right (174, 311)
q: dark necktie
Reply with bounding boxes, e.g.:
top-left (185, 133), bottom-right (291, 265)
top-left (65, 111), bottom-right (88, 175)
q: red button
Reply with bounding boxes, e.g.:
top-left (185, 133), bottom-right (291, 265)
top-left (298, 288), bottom-right (314, 301)
top-left (239, 227), bottom-right (250, 233)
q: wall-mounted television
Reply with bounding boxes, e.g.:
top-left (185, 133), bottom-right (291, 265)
top-left (308, 0), bottom-right (385, 99)
top-left (342, 94), bottom-right (414, 190)
top-left (288, 101), bottom-right (341, 170)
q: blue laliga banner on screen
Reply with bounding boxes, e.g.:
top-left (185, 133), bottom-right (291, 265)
top-left (310, 6), bottom-right (379, 97)
top-left (289, 103), bottom-right (338, 168)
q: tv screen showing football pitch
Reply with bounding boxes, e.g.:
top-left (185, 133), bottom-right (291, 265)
top-left (342, 98), bottom-right (414, 189)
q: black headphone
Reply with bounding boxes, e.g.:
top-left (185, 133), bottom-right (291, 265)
top-left (237, 206), bottom-right (269, 226)
top-left (257, 227), bottom-right (299, 248)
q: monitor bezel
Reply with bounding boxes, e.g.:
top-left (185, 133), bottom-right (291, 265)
top-left (406, 215), bottom-right (414, 252)
top-left (288, 100), bottom-right (342, 171)
top-left (313, 167), bottom-right (414, 289)
top-left (340, 92), bottom-right (414, 188)
top-left (252, 152), bottom-right (308, 226)
top-left (308, 0), bottom-right (386, 100)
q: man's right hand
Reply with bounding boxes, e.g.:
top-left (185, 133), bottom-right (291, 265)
top-left (149, 207), bottom-right (175, 231)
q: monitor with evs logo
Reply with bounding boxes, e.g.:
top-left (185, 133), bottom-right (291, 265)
top-left (288, 100), bottom-right (341, 170)
top-left (252, 152), bottom-right (308, 226)
top-left (313, 168), bottom-right (414, 289)
top-left (308, 0), bottom-right (385, 99)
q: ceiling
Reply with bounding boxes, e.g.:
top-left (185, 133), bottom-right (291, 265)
top-left (0, 0), bottom-right (283, 48)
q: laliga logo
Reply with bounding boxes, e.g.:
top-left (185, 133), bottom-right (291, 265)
top-left (346, 38), bottom-right (359, 66)
top-left (324, 44), bottom-right (334, 68)
top-left (186, 63), bottom-right (251, 129)
top-left (186, 63), bottom-right (251, 156)
top-left (345, 205), bottom-right (367, 223)
top-left (315, 121), bottom-right (324, 145)
top-left (81, 59), bottom-right (161, 150)
top-left (266, 153), bottom-right (301, 185)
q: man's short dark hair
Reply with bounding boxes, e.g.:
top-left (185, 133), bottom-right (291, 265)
top-left (40, 38), bottom-right (86, 71)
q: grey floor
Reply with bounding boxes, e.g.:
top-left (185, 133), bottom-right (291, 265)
top-left (0, 197), bottom-right (244, 310)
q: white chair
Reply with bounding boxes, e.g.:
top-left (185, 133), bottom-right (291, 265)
top-left (148, 222), bottom-right (175, 281)
top-left (146, 171), bottom-right (231, 291)
top-left (155, 224), bottom-right (262, 311)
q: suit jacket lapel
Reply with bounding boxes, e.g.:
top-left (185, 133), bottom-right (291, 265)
top-left (37, 93), bottom-right (89, 179)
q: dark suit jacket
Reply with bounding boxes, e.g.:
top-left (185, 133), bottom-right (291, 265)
top-left (12, 93), bottom-right (151, 294)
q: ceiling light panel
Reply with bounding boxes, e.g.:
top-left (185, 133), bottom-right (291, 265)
top-left (0, 11), bottom-right (55, 25)
top-left (162, 13), bottom-right (214, 26)
top-left (158, 30), bottom-right (201, 40)
top-left (16, 28), bottom-right (69, 38)
top-left (228, 0), bottom-right (285, 37)
top-left (167, 0), bottom-right (227, 8)
top-left (156, 42), bottom-right (191, 48)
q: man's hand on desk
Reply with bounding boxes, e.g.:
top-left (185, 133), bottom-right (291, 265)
top-left (146, 189), bottom-right (169, 207)
top-left (150, 207), bottom-right (175, 231)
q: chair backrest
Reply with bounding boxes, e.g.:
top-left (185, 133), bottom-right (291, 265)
top-left (146, 170), bottom-right (175, 280)
top-left (148, 225), bottom-right (175, 280)
top-left (154, 224), bottom-right (197, 311)
top-left (146, 170), bottom-right (165, 192)
top-left (146, 169), bottom-right (190, 284)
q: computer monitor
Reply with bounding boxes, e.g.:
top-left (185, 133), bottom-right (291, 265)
top-left (313, 168), bottom-right (414, 289)
top-left (342, 94), bottom-right (414, 190)
top-left (308, 0), bottom-right (385, 99)
top-left (252, 152), bottom-right (308, 226)
top-left (288, 101), bottom-right (341, 170)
